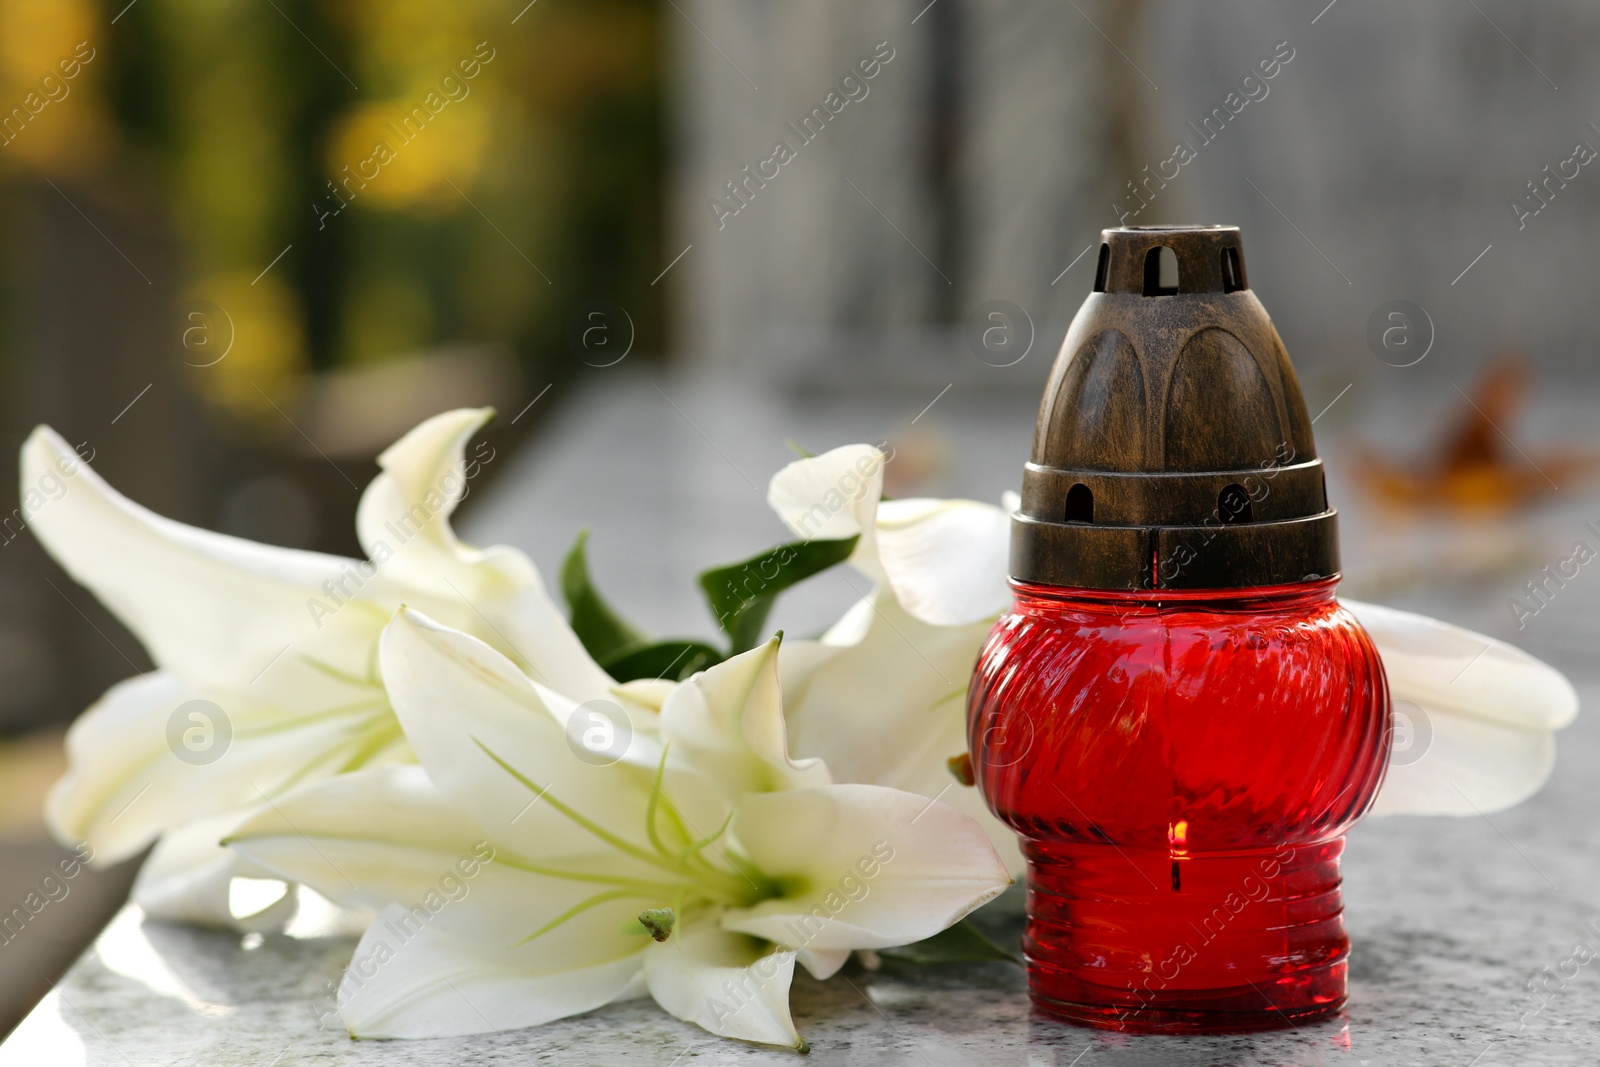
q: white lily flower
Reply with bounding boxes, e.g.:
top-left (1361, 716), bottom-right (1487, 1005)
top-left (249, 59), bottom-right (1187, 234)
top-left (225, 611), bottom-right (1010, 1048)
top-left (770, 446), bottom-right (1022, 872)
top-left (768, 445), bottom-right (1579, 847)
top-left (27, 409), bottom-right (614, 928)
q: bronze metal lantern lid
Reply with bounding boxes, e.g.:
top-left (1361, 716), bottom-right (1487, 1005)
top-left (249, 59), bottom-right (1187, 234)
top-left (1012, 225), bottom-right (1338, 591)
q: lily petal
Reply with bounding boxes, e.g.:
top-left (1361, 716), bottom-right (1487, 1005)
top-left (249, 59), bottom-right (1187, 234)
top-left (1369, 702), bottom-right (1556, 816)
top-left (354, 407), bottom-right (615, 704)
top-left (46, 672), bottom-right (188, 861)
top-left (377, 609), bottom-right (666, 860)
top-left (338, 906), bottom-right (644, 1039)
top-left (659, 638), bottom-right (829, 799)
top-left (22, 426), bottom-right (370, 690)
top-left (722, 783), bottom-right (1010, 951)
top-left (643, 920), bottom-right (802, 1049)
top-left (1344, 599), bottom-right (1578, 732)
top-left (875, 497), bottom-right (1012, 627)
top-left (767, 443), bottom-right (1012, 626)
top-left (795, 948), bottom-right (851, 980)
top-left (767, 444), bottom-right (886, 573)
top-left (45, 672), bottom-right (396, 864)
top-left (131, 811), bottom-right (298, 931)
top-left (226, 765), bottom-right (656, 966)
top-left (1344, 599), bottom-right (1578, 815)
top-left (355, 408), bottom-right (495, 576)
top-left (225, 765), bottom-right (494, 913)
top-left (781, 594), bottom-right (1022, 873)
top-left (612, 678), bottom-right (677, 712)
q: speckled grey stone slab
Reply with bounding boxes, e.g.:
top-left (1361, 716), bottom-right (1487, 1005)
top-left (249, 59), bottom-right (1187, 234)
top-left (6, 683), bottom-right (1599, 1066)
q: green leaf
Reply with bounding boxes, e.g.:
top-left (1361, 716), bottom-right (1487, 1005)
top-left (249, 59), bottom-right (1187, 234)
top-left (561, 530), bottom-right (648, 663)
top-left (601, 640), bottom-right (723, 683)
top-left (784, 439), bottom-right (815, 459)
top-left (698, 536), bottom-right (859, 653)
top-left (877, 919), bottom-right (1020, 966)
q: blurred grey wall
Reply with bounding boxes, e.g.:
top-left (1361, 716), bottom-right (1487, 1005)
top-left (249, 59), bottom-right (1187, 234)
top-left (670, 0), bottom-right (1600, 395)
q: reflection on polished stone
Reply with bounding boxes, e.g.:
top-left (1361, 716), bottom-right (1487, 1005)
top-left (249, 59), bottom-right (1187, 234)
top-left (0, 994), bottom-right (85, 1067)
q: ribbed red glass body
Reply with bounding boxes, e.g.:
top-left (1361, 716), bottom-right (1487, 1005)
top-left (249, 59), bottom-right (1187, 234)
top-left (968, 577), bottom-right (1390, 1033)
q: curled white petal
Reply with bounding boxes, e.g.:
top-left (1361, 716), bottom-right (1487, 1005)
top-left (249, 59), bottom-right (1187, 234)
top-left (354, 407), bottom-right (614, 703)
top-left (876, 497), bottom-right (1012, 626)
top-left (659, 638), bottom-right (829, 799)
top-left (767, 444), bottom-right (886, 571)
top-left (355, 408), bottom-right (495, 575)
top-left (643, 921), bottom-right (802, 1049)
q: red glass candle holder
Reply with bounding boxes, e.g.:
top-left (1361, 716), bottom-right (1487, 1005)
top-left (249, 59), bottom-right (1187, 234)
top-left (968, 578), bottom-right (1389, 1032)
top-left (977, 225), bottom-right (1392, 1032)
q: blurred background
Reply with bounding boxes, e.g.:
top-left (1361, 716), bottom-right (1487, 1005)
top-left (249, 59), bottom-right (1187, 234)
top-left (4, 0), bottom-right (1600, 1036)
